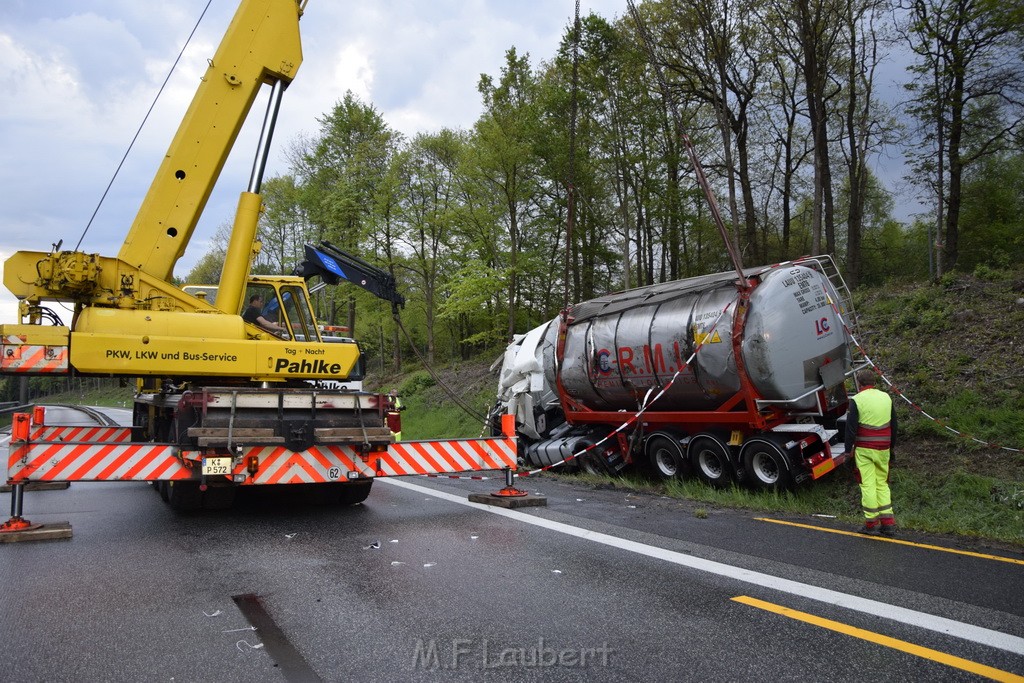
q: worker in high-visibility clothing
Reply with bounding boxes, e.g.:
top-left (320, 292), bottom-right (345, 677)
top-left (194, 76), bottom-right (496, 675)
top-left (843, 368), bottom-right (898, 536)
top-left (387, 392), bottom-right (404, 441)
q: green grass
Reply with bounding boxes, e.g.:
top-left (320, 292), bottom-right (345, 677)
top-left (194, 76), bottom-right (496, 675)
top-left (894, 469), bottom-right (1024, 543)
top-left (12, 382), bottom-right (133, 410)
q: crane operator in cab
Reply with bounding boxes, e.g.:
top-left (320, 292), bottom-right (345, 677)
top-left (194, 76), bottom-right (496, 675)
top-left (243, 294), bottom-right (288, 338)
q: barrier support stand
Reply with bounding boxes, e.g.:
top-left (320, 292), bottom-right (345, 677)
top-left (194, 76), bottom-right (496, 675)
top-left (0, 412), bottom-right (72, 542)
top-left (0, 482), bottom-right (31, 532)
top-left (493, 466), bottom-right (528, 498)
top-left (467, 413), bottom-right (547, 509)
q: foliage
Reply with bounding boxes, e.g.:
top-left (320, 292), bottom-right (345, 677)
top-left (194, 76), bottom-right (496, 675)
top-left (957, 152), bottom-right (1024, 271)
top-left (172, 0), bottom-right (1024, 372)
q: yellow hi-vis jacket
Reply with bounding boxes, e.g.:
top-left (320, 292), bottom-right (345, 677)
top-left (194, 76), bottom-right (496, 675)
top-left (844, 386), bottom-right (897, 453)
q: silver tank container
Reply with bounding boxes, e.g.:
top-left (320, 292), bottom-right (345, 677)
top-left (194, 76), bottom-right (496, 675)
top-left (556, 264), bottom-right (851, 412)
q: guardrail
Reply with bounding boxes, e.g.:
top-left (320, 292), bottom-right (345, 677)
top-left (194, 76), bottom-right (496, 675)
top-left (0, 403), bottom-right (31, 416)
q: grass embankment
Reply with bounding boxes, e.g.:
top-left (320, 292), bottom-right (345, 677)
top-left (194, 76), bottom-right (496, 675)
top-left (369, 363), bottom-right (499, 440)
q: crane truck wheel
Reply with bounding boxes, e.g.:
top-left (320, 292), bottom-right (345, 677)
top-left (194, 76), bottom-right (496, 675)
top-left (335, 479), bottom-right (373, 505)
top-left (645, 434), bottom-right (688, 481)
top-left (688, 434), bottom-right (733, 488)
top-left (201, 485), bottom-right (237, 510)
top-left (741, 439), bottom-right (792, 492)
top-left (166, 480), bottom-right (202, 512)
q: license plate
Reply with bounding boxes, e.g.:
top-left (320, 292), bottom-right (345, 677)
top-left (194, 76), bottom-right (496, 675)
top-left (202, 457), bottom-right (232, 476)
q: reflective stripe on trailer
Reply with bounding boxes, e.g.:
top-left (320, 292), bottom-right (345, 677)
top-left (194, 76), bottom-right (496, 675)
top-left (244, 436), bottom-right (518, 484)
top-left (8, 420), bottom-right (517, 483)
top-left (8, 441), bottom-right (191, 481)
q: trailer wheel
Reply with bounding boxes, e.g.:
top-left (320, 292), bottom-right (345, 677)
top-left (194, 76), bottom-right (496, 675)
top-left (646, 435), bottom-right (687, 481)
top-left (688, 435), bottom-right (732, 487)
top-left (742, 439), bottom-right (791, 492)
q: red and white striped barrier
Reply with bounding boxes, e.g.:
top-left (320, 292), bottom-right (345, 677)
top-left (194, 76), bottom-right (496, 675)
top-left (7, 409), bottom-right (518, 484)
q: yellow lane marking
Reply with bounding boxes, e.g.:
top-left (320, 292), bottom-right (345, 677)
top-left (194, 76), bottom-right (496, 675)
top-left (732, 596), bottom-right (1024, 683)
top-left (756, 518), bottom-right (1024, 567)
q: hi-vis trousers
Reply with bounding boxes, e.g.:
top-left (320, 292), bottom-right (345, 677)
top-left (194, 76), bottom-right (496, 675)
top-left (854, 447), bottom-right (894, 526)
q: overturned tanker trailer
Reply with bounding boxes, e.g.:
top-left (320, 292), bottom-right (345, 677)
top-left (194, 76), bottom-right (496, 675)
top-left (490, 256), bottom-right (864, 490)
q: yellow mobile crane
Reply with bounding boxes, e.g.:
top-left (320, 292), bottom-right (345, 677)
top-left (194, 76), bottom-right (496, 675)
top-left (0, 0), bottom-right (517, 516)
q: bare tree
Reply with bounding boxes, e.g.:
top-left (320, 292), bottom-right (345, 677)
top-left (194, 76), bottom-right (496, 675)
top-left (656, 0), bottom-right (767, 260)
top-left (900, 0), bottom-right (1024, 274)
top-left (840, 0), bottom-right (894, 286)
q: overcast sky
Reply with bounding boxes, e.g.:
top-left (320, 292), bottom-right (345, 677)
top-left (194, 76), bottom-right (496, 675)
top-left (0, 0), bottom-right (627, 324)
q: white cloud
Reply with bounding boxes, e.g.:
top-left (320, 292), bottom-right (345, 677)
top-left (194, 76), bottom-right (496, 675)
top-left (0, 0), bottom-right (624, 322)
top-left (330, 42), bottom-right (375, 104)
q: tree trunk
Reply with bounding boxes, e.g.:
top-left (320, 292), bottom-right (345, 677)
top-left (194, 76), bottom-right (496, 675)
top-left (734, 113), bottom-right (758, 261)
top-left (797, 0), bottom-right (830, 255)
top-left (943, 62), bottom-right (967, 273)
top-left (506, 195), bottom-right (520, 340)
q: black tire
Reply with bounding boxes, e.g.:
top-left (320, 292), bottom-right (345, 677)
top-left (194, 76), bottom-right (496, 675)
top-left (201, 485), bottom-right (237, 510)
top-left (646, 434), bottom-right (687, 481)
top-left (335, 479), bottom-right (373, 505)
top-left (166, 480), bottom-right (202, 512)
top-left (688, 434), bottom-right (732, 487)
top-left (578, 450), bottom-right (609, 476)
top-left (741, 439), bottom-right (792, 492)
top-left (158, 480), bottom-right (170, 502)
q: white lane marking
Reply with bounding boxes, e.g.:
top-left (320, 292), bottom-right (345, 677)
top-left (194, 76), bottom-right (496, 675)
top-left (382, 477), bottom-right (1024, 656)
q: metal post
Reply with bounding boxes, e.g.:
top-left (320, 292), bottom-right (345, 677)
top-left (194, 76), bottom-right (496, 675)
top-left (10, 483), bottom-right (23, 519)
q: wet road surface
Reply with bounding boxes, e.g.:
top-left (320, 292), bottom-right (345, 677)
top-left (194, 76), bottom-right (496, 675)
top-left (1, 410), bottom-right (1022, 681)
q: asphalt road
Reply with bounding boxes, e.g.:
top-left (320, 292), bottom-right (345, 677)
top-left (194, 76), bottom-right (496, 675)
top-left (1, 410), bottom-right (1022, 682)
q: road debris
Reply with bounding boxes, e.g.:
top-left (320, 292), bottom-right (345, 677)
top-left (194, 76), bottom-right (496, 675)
top-left (236, 640), bottom-right (264, 653)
